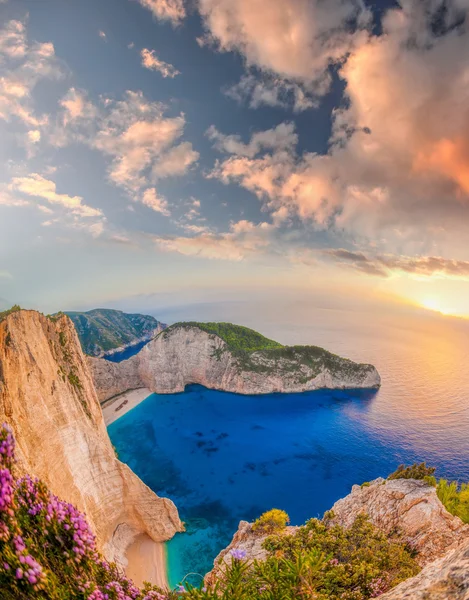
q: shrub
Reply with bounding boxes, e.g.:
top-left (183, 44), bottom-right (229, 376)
top-left (208, 513), bottom-right (420, 599)
top-left (436, 479), bottom-right (469, 523)
top-left (387, 463), bottom-right (436, 481)
top-left (252, 509), bottom-right (290, 535)
top-left (0, 305), bottom-right (21, 323)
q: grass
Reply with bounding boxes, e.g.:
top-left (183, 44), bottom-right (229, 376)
top-left (164, 322), bottom-right (375, 383)
top-left (166, 322), bottom-right (283, 352)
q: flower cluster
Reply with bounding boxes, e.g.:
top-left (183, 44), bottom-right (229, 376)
top-left (0, 424), bottom-right (176, 600)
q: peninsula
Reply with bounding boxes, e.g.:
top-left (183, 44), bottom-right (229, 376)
top-left (90, 321), bottom-right (381, 417)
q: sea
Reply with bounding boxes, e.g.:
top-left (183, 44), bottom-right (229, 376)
top-left (107, 302), bottom-right (469, 588)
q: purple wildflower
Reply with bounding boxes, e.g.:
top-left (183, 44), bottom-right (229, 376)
top-left (230, 548), bottom-right (247, 560)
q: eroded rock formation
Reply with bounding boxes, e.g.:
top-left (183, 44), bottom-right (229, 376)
top-left (330, 478), bottom-right (469, 566)
top-left (381, 538), bottom-right (469, 599)
top-left (0, 310), bottom-right (183, 571)
top-left (89, 324), bottom-right (381, 402)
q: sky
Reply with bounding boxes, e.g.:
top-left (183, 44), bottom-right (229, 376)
top-left (1, 0), bottom-right (469, 317)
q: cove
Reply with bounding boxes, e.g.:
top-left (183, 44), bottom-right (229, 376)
top-left (107, 383), bottom-right (469, 588)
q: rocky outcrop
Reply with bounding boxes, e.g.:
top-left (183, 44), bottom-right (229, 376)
top-left (0, 310), bottom-right (183, 571)
top-left (89, 324), bottom-right (380, 402)
top-left (330, 478), bottom-right (469, 566)
top-left (204, 521), bottom-right (297, 587)
top-left (205, 479), bottom-right (469, 595)
top-left (381, 539), bottom-right (469, 599)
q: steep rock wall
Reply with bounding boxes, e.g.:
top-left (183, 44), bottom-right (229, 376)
top-left (90, 325), bottom-right (380, 402)
top-left (330, 478), bottom-right (469, 566)
top-left (0, 310), bottom-right (182, 569)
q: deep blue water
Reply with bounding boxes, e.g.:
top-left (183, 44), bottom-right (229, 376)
top-left (103, 339), bottom-right (149, 362)
top-left (108, 381), bottom-right (469, 587)
top-left (107, 307), bottom-right (469, 587)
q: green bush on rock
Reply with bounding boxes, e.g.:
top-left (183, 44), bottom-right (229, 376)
top-left (387, 462), bottom-right (436, 481)
top-left (252, 509), bottom-right (290, 534)
top-left (436, 479), bottom-right (469, 524)
top-left (207, 514), bottom-right (419, 600)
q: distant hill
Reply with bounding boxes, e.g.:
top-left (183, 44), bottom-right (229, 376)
top-left (65, 308), bottom-right (165, 356)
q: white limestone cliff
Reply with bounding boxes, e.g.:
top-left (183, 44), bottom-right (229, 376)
top-left (0, 310), bottom-right (183, 577)
top-left (89, 324), bottom-right (380, 403)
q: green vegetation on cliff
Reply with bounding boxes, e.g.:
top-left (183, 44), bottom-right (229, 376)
top-left (65, 308), bottom-right (165, 356)
top-left (164, 321), bottom-right (377, 385)
top-left (167, 321), bottom-right (283, 352)
top-left (0, 304), bottom-right (21, 323)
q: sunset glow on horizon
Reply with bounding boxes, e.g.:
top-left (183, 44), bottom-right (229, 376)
top-left (2, 0), bottom-right (469, 315)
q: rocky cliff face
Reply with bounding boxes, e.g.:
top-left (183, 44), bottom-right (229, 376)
top-left (90, 324), bottom-right (380, 402)
top-left (381, 538), bottom-right (469, 599)
top-left (0, 310), bottom-right (182, 570)
top-left (330, 478), bottom-right (469, 566)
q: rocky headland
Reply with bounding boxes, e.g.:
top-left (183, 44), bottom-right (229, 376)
top-left (89, 321), bottom-right (381, 403)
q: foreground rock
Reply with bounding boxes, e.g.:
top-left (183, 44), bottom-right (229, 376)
top-left (205, 478), bottom-right (469, 595)
top-left (330, 478), bottom-right (469, 566)
top-left (204, 521), bottom-right (298, 587)
top-left (90, 323), bottom-right (380, 402)
top-left (0, 310), bottom-right (182, 572)
top-left (381, 539), bottom-right (469, 599)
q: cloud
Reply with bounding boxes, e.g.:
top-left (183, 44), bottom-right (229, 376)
top-left (324, 249), bottom-right (469, 280)
top-left (141, 187), bottom-right (170, 216)
top-left (152, 141), bottom-right (199, 178)
top-left (0, 271), bottom-right (12, 280)
top-left (137, 0), bottom-right (186, 25)
top-left (141, 48), bottom-right (180, 77)
top-left (224, 73), bottom-right (318, 113)
top-left (154, 219), bottom-right (273, 260)
top-left (93, 92), bottom-right (193, 191)
top-left (198, 0), bottom-right (370, 109)
top-left (206, 122), bottom-right (297, 158)
top-left (0, 20), bottom-right (62, 129)
top-left (0, 19), bottom-right (27, 59)
top-left (54, 89), bottom-right (198, 195)
top-left (59, 88), bottom-right (97, 125)
top-left (8, 174), bottom-right (103, 219)
top-left (208, 0), bottom-right (469, 253)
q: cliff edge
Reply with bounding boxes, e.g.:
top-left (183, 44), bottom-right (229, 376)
top-left (89, 322), bottom-right (380, 402)
top-left (0, 310), bottom-right (182, 575)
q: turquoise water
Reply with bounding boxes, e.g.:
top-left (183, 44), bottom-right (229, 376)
top-left (107, 307), bottom-right (469, 587)
top-left (109, 381), bottom-right (469, 586)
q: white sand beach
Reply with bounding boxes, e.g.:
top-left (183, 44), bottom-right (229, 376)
top-left (125, 534), bottom-right (169, 590)
top-left (101, 387), bottom-right (152, 425)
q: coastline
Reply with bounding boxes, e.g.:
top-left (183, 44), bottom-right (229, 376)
top-left (101, 387), bottom-right (152, 425)
top-left (125, 534), bottom-right (169, 590)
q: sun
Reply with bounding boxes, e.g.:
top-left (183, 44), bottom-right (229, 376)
top-left (420, 297), bottom-right (451, 315)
